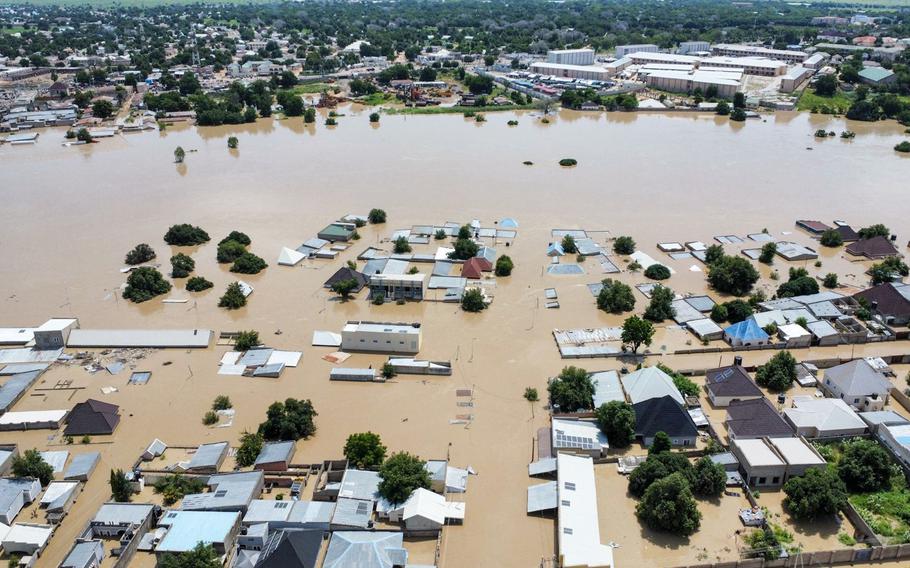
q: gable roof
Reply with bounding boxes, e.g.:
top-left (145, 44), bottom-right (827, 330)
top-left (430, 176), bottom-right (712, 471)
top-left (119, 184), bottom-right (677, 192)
top-left (854, 283), bottom-right (910, 319)
top-left (255, 529), bottom-right (323, 568)
top-left (835, 225), bottom-right (860, 242)
top-left (724, 318), bottom-right (770, 342)
top-left (846, 236), bottom-right (898, 259)
top-left (461, 258), bottom-right (486, 279)
top-left (706, 365), bottom-right (763, 398)
top-left (63, 399), bottom-right (120, 436)
top-left (823, 359), bottom-right (892, 397)
top-left (323, 531), bottom-right (405, 568)
top-left (783, 396), bottom-right (866, 433)
top-left (324, 267), bottom-right (368, 291)
top-left (726, 398), bottom-right (794, 438)
top-left (632, 395), bottom-right (698, 439)
top-left (621, 366), bottom-right (684, 405)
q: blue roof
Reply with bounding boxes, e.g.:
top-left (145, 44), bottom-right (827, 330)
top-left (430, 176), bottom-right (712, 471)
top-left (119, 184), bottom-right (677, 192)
top-left (156, 511), bottom-right (240, 552)
top-left (724, 318), bottom-right (769, 341)
top-left (499, 218), bottom-right (519, 228)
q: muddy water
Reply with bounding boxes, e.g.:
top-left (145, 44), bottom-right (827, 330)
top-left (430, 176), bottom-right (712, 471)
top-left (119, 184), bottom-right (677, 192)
top-left (1, 109), bottom-right (909, 568)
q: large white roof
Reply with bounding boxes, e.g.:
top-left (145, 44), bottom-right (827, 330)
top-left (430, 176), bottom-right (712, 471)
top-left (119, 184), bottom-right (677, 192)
top-left (556, 453), bottom-right (614, 568)
top-left (768, 437), bottom-right (825, 467)
top-left (733, 438), bottom-right (785, 468)
top-left (783, 396), bottom-right (866, 433)
top-left (0, 410), bottom-right (67, 425)
top-left (621, 367), bottom-right (684, 405)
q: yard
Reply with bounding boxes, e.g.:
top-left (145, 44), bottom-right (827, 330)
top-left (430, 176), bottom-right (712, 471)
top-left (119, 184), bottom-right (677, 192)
top-left (797, 88), bottom-right (854, 114)
top-left (849, 477), bottom-right (910, 544)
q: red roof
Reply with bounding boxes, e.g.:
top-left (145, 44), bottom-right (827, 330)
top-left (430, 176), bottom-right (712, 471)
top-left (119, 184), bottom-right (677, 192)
top-left (797, 220), bottom-right (832, 234)
top-left (846, 236), bottom-right (898, 260)
top-left (461, 258), bottom-right (485, 279)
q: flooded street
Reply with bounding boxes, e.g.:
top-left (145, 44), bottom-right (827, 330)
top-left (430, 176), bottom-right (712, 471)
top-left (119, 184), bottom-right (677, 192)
top-left (1, 108), bottom-right (909, 568)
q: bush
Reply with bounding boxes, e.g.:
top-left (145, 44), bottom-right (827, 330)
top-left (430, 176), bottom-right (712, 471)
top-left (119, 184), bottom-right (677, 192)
top-left (658, 363), bottom-right (700, 397)
top-left (777, 268), bottom-right (819, 298)
top-left (755, 351), bottom-right (797, 392)
top-left (154, 474), bottom-right (205, 506)
top-left (449, 238), bottom-right (479, 260)
top-left (434, 229), bottom-right (447, 240)
top-left (123, 267), bottom-right (172, 303)
top-left (110, 469), bottom-right (132, 502)
top-left (219, 231), bottom-right (251, 246)
top-left (524, 387), bottom-right (539, 402)
top-left (644, 264), bottom-right (671, 280)
top-left (235, 430), bottom-right (264, 468)
top-left (730, 107), bottom-right (747, 122)
top-left (837, 439), bottom-right (893, 493)
top-left (230, 252), bottom-right (267, 274)
top-left (216, 240), bottom-right (247, 263)
top-left (212, 395), bottom-right (233, 411)
top-left (895, 141), bottom-right (910, 153)
top-left (202, 410), bottom-right (218, 425)
top-left (637, 472), bottom-right (702, 535)
top-left (227, 136), bottom-right (239, 149)
top-left (369, 112), bottom-right (380, 123)
top-left (644, 285), bottom-right (675, 322)
top-left (325, 117), bottom-right (337, 126)
top-left (708, 255), bottom-right (760, 296)
top-left (613, 236), bottom-right (635, 255)
top-left (186, 276), bottom-right (213, 292)
top-left (870, 256), bottom-right (909, 285)
top-left (378, 452), bottom-right (431, 504)
top-left (12, 449), bottom-right (54, 485)
top-left (332, 278), bottom-right (360, 299)
top-left (164, 224), bottom-right (210, 246)
top-left (258, 398), bottom-right (318, 441)
top-left (235, 330), bottom-right (260, 351)
top-left (597, 279), bottom-right (635, 313)
top-left (170, 253), bottom-right (195, 278)
top-left (820, 229), bottom-right (843, 247)
top-left (495, 255), bottom-right (514, 277)
top-left (710, 303), bottom-right (729, 322)
top-left (561, 234), bottom-right (577, 254)
top-left (548, 366), bottom-right (595, 412)
top-left (724, 299), bottom-right (754, 323)
top-left (783, 468), bottom-right (847, 520)
top-left (823, 273), bottom-right (839, 288)
top-left (344, 432), bottom-right (387, 469)
top-left (393, 236), bottom-right (412, 254)
top-left (716, 101), bottom-right (730, 115)
top-left (125, 243), bottom-right (156, 265)
top-left (691, 456), bottom-right (726, 497)
top-left (461, 288), bottom-right (487, 312)
top-left (650, 431), bottom-right (672, 455)
top-left (219, 282), bottom-right (247, 309)
top-left (858, 224), bottom-right (890, 239)
top-left (368, 209), bottom-right (387, 224)
top-left (759, 242), bottom-right (777, 264)
top-left (559, 158), bottom-right (577, 167)
top-left (595, 401), bottom-right (635, 448)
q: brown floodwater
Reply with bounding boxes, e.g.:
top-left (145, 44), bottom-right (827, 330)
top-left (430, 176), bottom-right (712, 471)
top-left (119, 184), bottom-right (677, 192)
top-left (1, 108), bottom-right (909, 568)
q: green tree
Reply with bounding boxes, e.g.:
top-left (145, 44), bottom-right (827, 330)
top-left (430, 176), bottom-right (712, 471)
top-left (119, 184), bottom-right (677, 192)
top-left (153, 474), bottom-right (206, 506)
top-left (123, 267), bottom-right (171, 303)
top-left (707, 255), bottom-right (760, 296)
top-left (597, 279), bottom-right (635, 313)
top-left (303, 107), bottom-right (316, 123)
top-left (723, 300), bottom-right (753, 323)
top-left (381, 362), bottom-right (397, 380)
top-left (332, 278), bottom-right (359, 300)
top-left (174, 146), bottom-right (186, 163)
top-left (644, 285), bottom-right (675, 322)
top-left (819, 229), bottom-right (843, 247)
top-left (628, 452), bottom-right (694, 497)
top-left (378, 452), bottom-right (431, 504)
top-left (393, 236), bottom-right (412, 254)
top-left (644, 264), bottom-right (671, 280)
top-left (219, 282), bottom-right (248, 309)
top-left (777, 269), bottom-right (819, 298)
top-left (76, 127), bottom-right (93, 143)
top-left (344, 432), bottom-right (388, 469)
top-left (716, 101), bottom-right (730, 115)
top-left (730, 107), bottom-right (747, 122)
top-left (227, 136), bottom-right (239, 149)
top-left (759, 242), bottom-right (777, 264)
top-left (870, 257), bottom-right (909, 285)
top-left (621, 315), bottom-right (655, 354)
top-left (524, 387), bottom-right (539, 402)
top-left (858, 224), bottom-right (890, 240)
top-left (814, 73), bottom-right (838, 97)
top-left (368, 208), bottom-right (387, 224)
top-left (92, 99), bottom-right (114, 119)
top-left (657, 363), bottom-right (700, 397)
top-left (691, 456), bottom-right (726, 497)
top-left (495, 255), bottom-right (514, 277)
top-left (595, 401), bottom-right (635, 448)
top-left (823, 273), bottom-right (838, 288)
top-left (449, 238), bottom-right (479, 260)
top-left (125, 243), bottom-right (156, 265)
top-left (202, 410), bottom-right (218, 425)
top-left (159, 543), bottom-right (221, 568)
top-left (704, 244), bottom-right (724, 265)
top-left (636, 472), bottom-right (702, 536)
top-left (12, 449), bottom-right (54, 485)
top-left (548, 366), bottom-right (595, 412)
top-left (613, 236), bottom-right (636, 255)
top-left (837, 439), bottom-right (893, 493)
top-left (235, 430), bottom-right (264, 468)
top-left (164, 224), bottom-right (209, 246)
top-left (783, 468), bottom-right (847, 521)
top-left (212, 395), bottom-right (232, 411)
top-left (186, 276), bottom-right (213, 292)
top-left (217, 240), bottom-right (247, 263)
top-left (170, 253), bottom-right (195, 278)
top-left (649, 431), bottom-right (672, 455)
top-left (110, 469), bottom-right (132, 502)
top-left (231, 252), bottom-right (268, 274)
top-left (461, 288), bottom-right (487, 312)
top-left (733, 92), bottom-right (746, 109)
top-left (755, 351), bottom-right (797, 392)
top-left (561, 234), bottom-right (578, 254)
top-left (233, 330), bottom-right (259, 352)
top-left (258, 398), bottom-right (318, 441)
top-left (369, 112), bottom-right (380, 123)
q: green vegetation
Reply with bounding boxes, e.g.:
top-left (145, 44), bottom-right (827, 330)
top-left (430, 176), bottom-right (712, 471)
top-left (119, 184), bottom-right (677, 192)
top-left (637, 472), bottom-right (701, 536)
top-left (217, 240), bottom-right (247, 263)
top-left (186, 276), bottom-right (213, 292)
top-left (838, 439), bottom-right (894, 493)
top-left (859, 224), bottom-right (890, 240)
top-left (12, 449), bottom-right (54, 485)
top-left (369, 112), bottom-right (380, 123)
top-left (783, 468), bottom-right (847, 521)
top-left (230, 252), bottom-right (267, 274)
top-left (227, 136), bottom-right (238, 149)
top-left (871, 257), bottom-right (909, 285)
top-left (202, 411), bottom-right (218, 425)
top-left (823, 273), bottom-right (839, 289)
top-left (123, 267), bottom-right (171, 303)
top-left (759, 242), bottom-right (777, 264)
top-left (657, 363), bottom-right (700, 397)
top-left (174, 146), bottom-right (185, 163)
top-left (258, 398), bottom-right (318, 441)
top-left (154, 474), bottom-right (206, 506)
top-left (495, 255), bottom-right (514, 277)
top-left (368, 209), bottom-right (387, 224)
top-left (218, 282), bottom-right (247, 309)
top-left (643, 263), bottom-right (671, 280)
top-left (559, 158), bottom-right (577, 167)
top-left (170, 253), bottom-right (194, 278)
top-left (597, 279), bottom-right (635, 313)
top-left (292, 82), bottom-right (333, 94)
top-left (212, 395), bottom-right (233, 411)
top-left (159, 543), bottom-right (221, 568)
top-left (561, 234), bottom-right (577, 254)
top-left (235, 430), bottom-right (264, 468)
top-left (378, 452), bottom-right (431, 504)
top-left (164, 224), bottom-right (210, 246)
top-left (777, 267), bottom-right (819, 298)
top-left (621, 315), bottom-right (655, 354)
top-left (755, 351), bottom-right (797, 392)
top-left (595, 401), bottom-right (635, 448)
top-left (125, 243), bottom-right (156, 265)
top-left (461, 288), bottom-right (487, 312)
top-left (332, 278), bottom-right (360, 300)
top-left (548, 366), bottom-right (595, 412)
top-left (613, 236), bottom-right (635, 255)
top-left (896, 141), bottom-right (910, 153)
top-left (691, 456), bottom-right (726, 498)
top-left (344, 432), bottom-right (388, 469)
top-left (820, 229), bottom-right (843, 247)
top-left (524, 387), bottom-right (539, 402)
top-left (643, 284), bottom-right (675, 322)
top-left (381, 362), bottom-right (396, 380)
top-left (711, 299), bottom-right (753, 323)
top-left (110, 469), bottom-right (132, 502)
top-left (325, 117), bottom-right (338, 126)
top-left (393, 236), bottom-right (412, 254)
top-left (389, 104), bottom-right (534, 115)
top-left (707, 254), bottom-right (760, 296)
top-left (797, 89), bottom-right (853, 114)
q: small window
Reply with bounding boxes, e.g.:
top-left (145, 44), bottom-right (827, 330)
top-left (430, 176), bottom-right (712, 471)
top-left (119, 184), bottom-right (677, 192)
top-left (564, 482), bottom-right (576, 491)
top-left (561, 500), bottom-right (570, 507)
top-left (758, 477), bottom-right (766, 484)
top-left (772, 477), bottom-right (780, 484)
top-left (563, 527), bottom-right (573, 535)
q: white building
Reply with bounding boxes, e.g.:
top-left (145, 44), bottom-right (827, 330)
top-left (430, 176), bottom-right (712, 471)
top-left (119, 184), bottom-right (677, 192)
top-left (711, 43), bottom-right (808, 64)
top-left (643, 69), bottom-right (742, 99)
top-left (529, 62), bottom-right (610, 81)
top-left (551, 418), bottom-right (609, 458)
top-left (802, 52), bottom-right (830, 70)
top-left (783, 396), bottom-right (867, 438)
top-left (732, 437), bottom-right (825, 487)
top-left (388, 488), bottom-right (464, 532)
top-left (628, 51), bottom-right (699, 66)
top-left (547, 49), bottom-right (595, 66)
top-left (2, 523), bottom-right (53, 555)
top-left (780, 66), bottom-right (815, 93)
top-left (879, 423), bottom-right (910, 467)
top-left (679, 41), bottom-right (711, 55)
top-left (557, 453), bottom-right (614, 568)
top-left (698, 56), bottom-right (788, 76)
top-left (620, 366), bottom-right (685, 405)
top-left (616, 43), bottom-right (659, 58)
top-left (340, 321), bottom-right (422, 354)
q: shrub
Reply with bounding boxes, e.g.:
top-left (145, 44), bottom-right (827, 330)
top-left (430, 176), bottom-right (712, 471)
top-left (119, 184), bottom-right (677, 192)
top-left (823, 273), bottom-right (838, 288)
top-left (123, 267), bottom-right (172, 303)
top-left (597, 279), bottom-right (635, 313)
top-left (202, 410), bottom-right (218, 425)
top-left (154, 474), bottom-right (205, 506)
top-left (558, 158), bottom-right (577, 166)
top-left (219, 231), bottom-right (251, 246)
top-left (434, 229), bottom-right (447, 240)
top-left (755, 351), bottom-right (797, 392)
top-left (235, 330), bottom-right (260, 351)
top-left (331, 278), bottom-right (359, 299)
top-left (344, 432), bottom-right (387, 469)
top-left (820, 229), bottom-right (843, 247)
top-left (12, 449), bottom-right (54, 485)
top-left (368, 209), bottom-right (387, 224)
top-left (219, 282), bottom-right (247, 309)
top-left (783, 468), bottom-right (847, 520)
top-left (393, 236), bottom-right (412, 254)
top-left (258, 398), bottom-right (318, 441)
top-left (170, 253), bottom-right (195, 278)
top-left (378, 452), bottom-right (431, 504)
top-left (613, 236), bottom-right (635, 255)
top-left (230, 252), bottom-right (267, 274)
top-left (548, 366), bottom-right (595, 412)
top-left (325, 117), bottom-right (337, 126)
top-left (708, 255), bottom-right (760, 296)
top-left (164, 224), bottom-right (210, 246)
top-left (595, 401), bottom-right (635, 448)
top-left (837, 439), bottom-right (893, 493)
top-left (461, 288), bottom-right (487, 312)
top-left (217, 240), bottom-right (247, 263)
top-left (730, 107), bottom-right (747, 122)
top-left (227, 136), bottom-right (238, 149)
top-left (235, 431), bottom-right (264, 468)
top-left (125, 243), bottom-right (156, 265)
top-left (691, 456), bottom-right (726, 497)
top-left (759, 242), bottom-right (777, 264)
top-left (110, 469), bottom-right (132, 502)
top-left (561, 234), bottom-right (577, 254)
top-left (895, 141), bottom-right (910, 153)
top-left (369, 112), bottom-right (380, 123)
top-left (644, 264), bottom-right (671, 280)
top-left (495, 255), bottom-right (514, 277)
top-left (524, 387), bottom-right (539, 402)
top-left (186, 276), bottom-right (213, 292)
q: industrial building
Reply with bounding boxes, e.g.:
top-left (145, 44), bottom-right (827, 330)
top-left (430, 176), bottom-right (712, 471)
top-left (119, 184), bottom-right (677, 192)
top-left (529, 62), bottom-right (610, 81)
top-left (780, 66), bottom-right (815, 92)
top-left (368, 273), bottom-right (426, 302)
top-left (802, 52), bottom-right (830, 70)
top-left (678, 41), bottom-right (710, 55)
top-left (711, 43), bottom-right (807, 64)
top-left (628, 52), bottom-right (699, 66)
top-left (642, 68), bottom-right (742, 99)
top-left (698, 56), bottom-right (787, 76)
top-left (615, 43), bottom-right (658, 58)
top-left (546, 48), bottom-right (595, 66)
top-left (340, 321), bottom-right (422, 354)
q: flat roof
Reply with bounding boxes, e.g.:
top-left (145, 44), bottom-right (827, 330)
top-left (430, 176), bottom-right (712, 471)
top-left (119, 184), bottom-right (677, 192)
top-left (156, 510), bottom-right (240, 552)
top-left (734, 438), bottom-right (785, 468)
top-left (768, 437), bottom-right (825, 467)
top-left (342, 321), bottom-right (421, 335)
top-left (0, 409), bottom-right (68, 425)
top-left (557, 453), bottom-right (614, 568)
top-left (67, 329), bottom-right (212, 348)
top-left (529, 62), bottom-right (609, 73)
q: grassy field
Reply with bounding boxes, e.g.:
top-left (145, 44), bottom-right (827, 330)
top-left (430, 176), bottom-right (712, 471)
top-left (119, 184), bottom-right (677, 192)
top-left (291, 83), bottom-right (336, 95)
top-left (797, 88), bottom-right (854, 113)
top-left (849, 480), bottom-right (910, 544)
top-left (388, 104), bottom-right (534, 115)
top-left (353, 92), bottom-right (397, 106)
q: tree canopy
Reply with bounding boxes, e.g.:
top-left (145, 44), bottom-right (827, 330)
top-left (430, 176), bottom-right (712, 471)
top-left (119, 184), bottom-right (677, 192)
top-left (344, 431), bottom-right (388, 469)
top-left (547, 366), bottom-right (595, 412)
top-left (123, 267), bottom-right (172, 303)
top-left (595, 401), bottom-right (635, 448)
top-left (235, 430), bottom-right (264, 468)
top-left (707, 255), bottom-right (759, 296)
top-left (159, 543), bottom-right (221, 568)
top-left (258, 398), bottom-right (318, 441)
top-left (621, 315), bottom-right (654, 354)
top-left (837, 439), bottom-right (894, 493)
top-left (378, 452), bottom-right (431, 504)
top-left (164, 223), bottom-right (210, 246)
top-left (636, 472), bottom-right (702, 536)
top-left (755, 351), bottom-right (797, 392)
top-left (691, 456), bottom-right (726, 498)
top-left (12, 449), bottom-right (54, 485)
top-left (644, 284), bottom-right (676, 322)
top-left (125, 243), bottom-right (156, 265)
top-left (597, 279), bottom-right (635, 313)
top-left (783, 468), bottom-right (847, 521)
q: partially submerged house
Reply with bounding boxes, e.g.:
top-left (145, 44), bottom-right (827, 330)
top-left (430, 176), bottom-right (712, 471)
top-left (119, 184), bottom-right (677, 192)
top-left (854, 282), bottom-right (910, 326)
top-left (340, 321), bottom-right (422, 354)
top-left (821, 359), bottom-right (892, 410)
top-left (63, 399), bottom-right (120, 437)
top-left (725, 398), bottom-right (794, 440)
top-left (323, 531), bottom-right (408, 568)
top-left (632, 395), bottom-right (699, 447)
top-left (0, 477), bottom-right (41, 524)
top-left (253, 441), bottom-right (296, 471)
top-left (323, 267), bottom-right (368, 293)
top-left (155, 510), bottom-right (242, 557)
top-left (551, 418), bottom-right (609, 458)
top-left (387, 487), bottom-right (465, 533)
top-left (731, 437), bottom-right (825, 488)
top-left (846, 236), bottom-right (899, 260)
top-left (186, 441), bottom-right (229, 473)
top-left (60, 539), bottom-right (105, 568)
top-left (783, 396), bottom-right (867, 438)
top-left (180, 471), bottom-right (264, 513)
top-left (368, 274), bottom-right (425, 302)
top-left (705, 365), bottom-right (764, 407)
top-left (253, 529), bottom-right (323, 568)
top-left (723, 319), bottom-right (771, 348)
top-left (317, 223), bottom-right (356, 242)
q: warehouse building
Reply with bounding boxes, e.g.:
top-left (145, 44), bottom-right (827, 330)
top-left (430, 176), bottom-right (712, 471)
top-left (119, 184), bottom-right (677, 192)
top-left (711, 43), bottom-right (807, 64)
top-left (643, 68), bottom-right (742, 99)
top-left (802, 52), bottom-right (830, 70)
top-left (678, 40), bottom-right (711, 54)
top-left (616, 43), bottom-right (659, 58)
top-left (699, 56), bottom-right (788, 76)
top-left (628, 52), bottom-right (699, 66)
top-left (529, 62), bottom-right (611, 81)
top-left (780, 65), bottom-right (815, 92)
top-left (341, 321), bottom-right (422, 354)
top-left (546, 48), bottom-right (595, 66)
